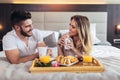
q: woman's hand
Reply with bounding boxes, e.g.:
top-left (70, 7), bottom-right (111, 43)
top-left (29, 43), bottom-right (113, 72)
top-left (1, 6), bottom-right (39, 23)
top-left (67, 38), bottom-right (75, 50)
top-left (58, 34), bottom-right (67, 47)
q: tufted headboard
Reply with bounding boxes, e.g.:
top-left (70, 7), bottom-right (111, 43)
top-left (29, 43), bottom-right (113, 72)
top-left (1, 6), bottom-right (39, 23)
top-left (31, 12), bottom-right (107, 42)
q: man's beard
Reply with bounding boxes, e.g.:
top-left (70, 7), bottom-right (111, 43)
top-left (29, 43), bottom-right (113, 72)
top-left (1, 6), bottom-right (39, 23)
top-left (20, 27), bottom-right (32, 37)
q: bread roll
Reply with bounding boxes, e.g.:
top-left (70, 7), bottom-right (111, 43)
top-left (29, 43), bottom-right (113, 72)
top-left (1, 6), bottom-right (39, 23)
top-left (56, 55), bottom-right (78, 65)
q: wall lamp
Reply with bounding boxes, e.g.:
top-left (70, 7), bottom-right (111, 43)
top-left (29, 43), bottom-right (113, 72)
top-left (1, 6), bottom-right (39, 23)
top-left (115, 24), bottom-right (120, 34)
top-left (0, 24), bottom-right (3, 31)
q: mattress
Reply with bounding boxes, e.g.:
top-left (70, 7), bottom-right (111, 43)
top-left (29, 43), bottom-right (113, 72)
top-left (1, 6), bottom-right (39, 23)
top-left (0, 45), bottom-right (120, 80)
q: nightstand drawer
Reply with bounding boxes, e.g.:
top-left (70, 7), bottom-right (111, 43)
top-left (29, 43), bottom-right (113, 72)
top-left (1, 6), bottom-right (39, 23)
top-left (113, 39), bottom-right (120, 43)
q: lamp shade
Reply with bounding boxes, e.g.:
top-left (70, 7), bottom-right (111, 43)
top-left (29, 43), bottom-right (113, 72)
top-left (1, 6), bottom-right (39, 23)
top-left (115, 24), bottom-right (120, 34)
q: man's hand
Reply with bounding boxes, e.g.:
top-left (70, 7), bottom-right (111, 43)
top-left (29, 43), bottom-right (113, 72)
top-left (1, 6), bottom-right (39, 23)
top-left (46, 48), bottom-right (52, 56)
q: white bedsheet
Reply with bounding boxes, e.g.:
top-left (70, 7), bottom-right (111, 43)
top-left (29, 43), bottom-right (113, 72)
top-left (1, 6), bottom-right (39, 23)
top-left (91, 45), bottom-right (120, 57)
top-left (0, 45), bottom-right (120, 80)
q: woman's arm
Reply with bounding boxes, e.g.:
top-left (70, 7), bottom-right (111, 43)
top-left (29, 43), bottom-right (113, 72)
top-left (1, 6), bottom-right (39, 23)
top-left (67, 38), bottom-right (83, 57)
top-left (72, 48), bottom-right (83, 57)
top-left (57, 44), bottom-right (64, 56)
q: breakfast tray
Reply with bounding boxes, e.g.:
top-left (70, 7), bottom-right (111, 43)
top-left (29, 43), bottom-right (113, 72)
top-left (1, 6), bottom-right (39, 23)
top-left (29, 58), bottom-right (104, 73)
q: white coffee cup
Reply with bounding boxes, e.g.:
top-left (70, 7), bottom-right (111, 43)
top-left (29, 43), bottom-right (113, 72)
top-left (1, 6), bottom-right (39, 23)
top-left (38, 47), bottom-right (48, 57)
top-left (50, 47), bottom-right (58, 58)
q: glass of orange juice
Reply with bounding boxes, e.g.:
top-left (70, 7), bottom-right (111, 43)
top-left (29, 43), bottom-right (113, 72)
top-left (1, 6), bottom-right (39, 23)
top-left (82, 55), bottom-right (92, 63)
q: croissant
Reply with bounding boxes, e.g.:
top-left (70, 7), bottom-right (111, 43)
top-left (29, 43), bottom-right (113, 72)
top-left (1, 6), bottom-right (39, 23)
top-left (56, 55), bottom-right (78, 65)
top-left (56, 55), bottom-right (64, 63)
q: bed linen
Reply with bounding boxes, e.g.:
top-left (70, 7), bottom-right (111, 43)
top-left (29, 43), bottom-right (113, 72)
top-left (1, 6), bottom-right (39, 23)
top-left (0, 45), bottom-right (120, 80)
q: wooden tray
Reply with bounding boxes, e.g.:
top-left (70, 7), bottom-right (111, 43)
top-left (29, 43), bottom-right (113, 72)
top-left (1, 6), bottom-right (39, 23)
top-left (29, 58), bottom-right (104, 73)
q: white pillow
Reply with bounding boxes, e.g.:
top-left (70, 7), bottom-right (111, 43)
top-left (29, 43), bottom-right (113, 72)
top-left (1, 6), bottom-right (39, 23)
top-left (59, 23), bottom-right (101, 45)
top-left (90, 23), bottom-right (101, 44)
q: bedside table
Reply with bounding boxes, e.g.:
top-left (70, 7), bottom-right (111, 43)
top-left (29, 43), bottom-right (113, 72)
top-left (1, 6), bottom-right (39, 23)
top-left (113, 43), bottom-right (120, 48)
top-left (113, 39), bottom-right (120, 48)
top-left (0, 40), bottom-right (3, 51)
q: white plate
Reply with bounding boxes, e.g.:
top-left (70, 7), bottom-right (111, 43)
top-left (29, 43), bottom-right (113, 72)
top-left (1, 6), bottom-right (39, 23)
top-left (50, 58), bottom-right (56, 61)
top-left (58, 61), bottom-right (79, 67)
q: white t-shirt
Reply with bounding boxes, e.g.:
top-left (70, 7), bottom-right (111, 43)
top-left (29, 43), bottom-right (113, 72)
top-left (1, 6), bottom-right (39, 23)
top-left (2, 29), bottom-right (43, 57)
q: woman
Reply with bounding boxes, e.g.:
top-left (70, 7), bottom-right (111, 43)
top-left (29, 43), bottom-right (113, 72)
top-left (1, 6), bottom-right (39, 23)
top-left (58, 15), bottom-right (92, 57)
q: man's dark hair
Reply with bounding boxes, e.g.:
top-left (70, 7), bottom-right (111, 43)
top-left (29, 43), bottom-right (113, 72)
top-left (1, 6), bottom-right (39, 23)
top-left (11, 10), bottom-right (31, 27)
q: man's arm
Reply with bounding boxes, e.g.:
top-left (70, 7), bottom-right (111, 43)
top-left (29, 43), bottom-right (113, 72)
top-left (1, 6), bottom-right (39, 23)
top-left (5, 42), bottom-right (46, 64)
top-left (5, 49), bottom-right (38, 64)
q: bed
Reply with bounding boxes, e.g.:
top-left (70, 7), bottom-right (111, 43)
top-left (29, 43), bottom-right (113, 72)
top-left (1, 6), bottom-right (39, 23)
top-left (0, 12), bottom-right (120, 80)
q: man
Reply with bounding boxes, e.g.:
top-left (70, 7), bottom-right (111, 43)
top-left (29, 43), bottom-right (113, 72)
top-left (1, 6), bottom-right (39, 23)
top-left (2, 10), bottom-right (46, 64)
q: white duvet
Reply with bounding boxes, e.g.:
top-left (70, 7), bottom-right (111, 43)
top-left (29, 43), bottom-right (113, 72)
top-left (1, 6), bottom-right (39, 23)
top-left (0, 45), bottom-right (120, 80)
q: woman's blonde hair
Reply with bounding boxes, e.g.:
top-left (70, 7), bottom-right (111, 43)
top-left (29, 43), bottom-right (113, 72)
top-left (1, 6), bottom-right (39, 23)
top-left (71, 15), bottom-right (92, 54)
